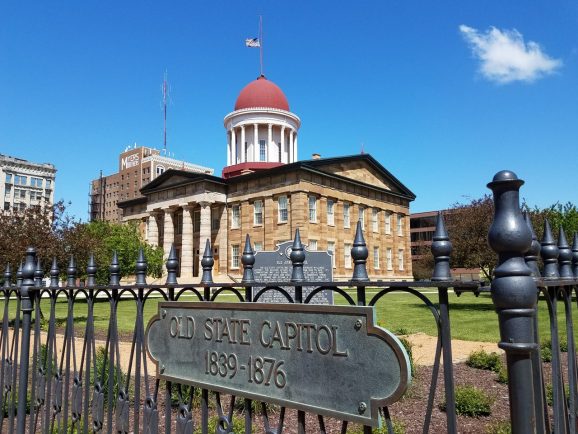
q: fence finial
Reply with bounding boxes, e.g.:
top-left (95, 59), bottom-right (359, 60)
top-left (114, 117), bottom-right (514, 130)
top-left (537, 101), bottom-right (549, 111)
top-left (541, 219), bottom-right (559, 278)
top-left (487, 170), bottom-right (537, 432)
top-left (86, 253), bottom-right (97, 286)
top-left (50, 257), bottom-right (59, 288)
top-left (3, 264), bottom-right (11, 288)
top-left (572, 232), bottom-right (578, 279)
top-left (34, 258), bottom-right (43, 288)
top-left (109, 251), bottom-right (120, 286)
top-left (135, 247), bottom-right (147, 285)
top-left (16, 261), bottom-right (23, 287)
top-left (351, 220), bottom-right (369, 282)
top-left (523, 212), bottom-right (541, 277)
top-left (558, 227), bottom-right (573, 279)
top-left (431, 211), bottom-right (452, 281)
top-left (165, 244), bottom-right (179, 285)
top-left (67, 255), bottom-right (76, 287)
top-left (201, 239), bottom-right (214, 284)
top-left (241, 234), bottom-right (255, 284)
top-left (290, 229), bottom-right (305, 282)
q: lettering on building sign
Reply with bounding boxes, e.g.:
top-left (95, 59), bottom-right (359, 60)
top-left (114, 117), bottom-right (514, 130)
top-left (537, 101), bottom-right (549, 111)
top-left (146, 303), bottom-right (411, 426)
top-left (121, 153), bottom-right (140, 169)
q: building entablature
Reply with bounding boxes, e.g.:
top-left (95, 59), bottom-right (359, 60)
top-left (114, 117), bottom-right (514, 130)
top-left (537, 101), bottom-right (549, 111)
top-left (224, 108), bottom-right (301, 131)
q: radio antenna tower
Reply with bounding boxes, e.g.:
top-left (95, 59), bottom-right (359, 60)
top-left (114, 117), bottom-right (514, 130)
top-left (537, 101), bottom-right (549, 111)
top-left (162, 70), bottom-right (170, 152)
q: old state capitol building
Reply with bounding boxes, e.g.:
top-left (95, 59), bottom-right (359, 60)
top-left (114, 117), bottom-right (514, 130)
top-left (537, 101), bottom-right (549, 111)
top-left (118, 75), bottom-right (415, 281)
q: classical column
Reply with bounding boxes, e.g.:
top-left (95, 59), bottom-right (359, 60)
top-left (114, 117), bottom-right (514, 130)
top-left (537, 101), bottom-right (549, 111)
top-left (162, 209), bottom-right (175, 263)
top-left (180, 205), bottom-right (194, 278)
top-left (198, 202), bottom-right (213, 272)
top-left (267, 123), bottom-right (273, 162)
top-left (294, 133), bottom-right (298, 160)
top-left (289, 130), bottom-right (294, 163)
top-left (231, 127), bottom-right (237, 165)
top-left (253, 123), bottom-right (259, 162)
top-left (147, 213), bottom-right (159, 247)
top-left (280, 126), bottom-right (286, 163)
top-left (240, 125), bottom-right (246, 163)
top-left (227, 131), bottom-right (231, 166)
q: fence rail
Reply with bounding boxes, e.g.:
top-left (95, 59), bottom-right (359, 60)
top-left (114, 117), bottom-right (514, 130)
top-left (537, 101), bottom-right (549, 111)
top-left (0, 170), bottom-right (576, 433)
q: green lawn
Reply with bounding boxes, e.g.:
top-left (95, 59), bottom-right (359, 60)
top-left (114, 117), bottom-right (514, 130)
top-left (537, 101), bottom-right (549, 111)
top-left (0, 288), bottom-right (575, 344)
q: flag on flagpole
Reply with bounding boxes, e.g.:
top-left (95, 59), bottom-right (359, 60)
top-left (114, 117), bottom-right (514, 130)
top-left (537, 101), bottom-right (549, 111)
top-left (245, 37), bottom-right (261, 48)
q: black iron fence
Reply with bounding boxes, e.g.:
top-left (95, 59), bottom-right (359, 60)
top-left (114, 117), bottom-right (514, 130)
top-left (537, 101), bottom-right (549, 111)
top-left (0, 170), bottom-right (576, 433)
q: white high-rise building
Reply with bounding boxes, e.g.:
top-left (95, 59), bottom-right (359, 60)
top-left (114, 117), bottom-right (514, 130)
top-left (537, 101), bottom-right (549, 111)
top-left (0, 154), bottom-right (57, 213)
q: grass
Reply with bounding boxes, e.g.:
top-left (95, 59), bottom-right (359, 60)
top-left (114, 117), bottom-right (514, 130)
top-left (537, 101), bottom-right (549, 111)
top-left (0, 288), bottom-right (575, 345)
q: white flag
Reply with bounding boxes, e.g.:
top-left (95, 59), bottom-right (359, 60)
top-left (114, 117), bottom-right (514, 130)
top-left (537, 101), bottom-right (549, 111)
top-left (245, 38), bottom-right (261, 48)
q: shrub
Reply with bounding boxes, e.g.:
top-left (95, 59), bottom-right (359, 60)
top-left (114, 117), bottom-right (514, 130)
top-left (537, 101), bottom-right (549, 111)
top-left (546, 383), bottom-right (570, 406)
top-left (348, 420), bottom-right (405, 434)
top-left (194, 415), bottom-right (254, 434)
top-left (466, 350), bottom-right (502, 373)
top-left (397, 336), bottom-right (414, 377)
top-left (540, 338), bottom-right (567, 362)
top-left (486, 420), bottom-right (511, 434)
top-left (440, 385), bottom-right (493, 417)
top-left (91, 346), bottom-right (126, 406)
top-left (496, 366), bottom-right (508, 384)
top-left (1, 391), bottom-right (31, 417)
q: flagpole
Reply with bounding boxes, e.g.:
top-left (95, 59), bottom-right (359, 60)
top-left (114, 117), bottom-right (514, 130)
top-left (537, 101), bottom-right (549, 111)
top-left (259, 15), bottom-right (263, 76)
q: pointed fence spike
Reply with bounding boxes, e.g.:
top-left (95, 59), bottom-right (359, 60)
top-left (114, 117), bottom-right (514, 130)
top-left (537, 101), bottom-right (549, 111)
top-left (241, 234), bottom-right (256, 284)
top-left (67, 255), bottom-right (77, 287)
top-left (558, 227), bottom-right (573, 279)
top-left (86, 253), bottom-right (97, 286)
top-left (523, 212), bottom-right (541, 278)
top-left (290, 229), bottom-right (305, 283)
top-left (541, 219), bottom-right (559, 278)
top-left (200, 239), bottom-right (214, 285)
top-left (34, 257), bottom-right (43, 288)
top-left (431, 212), bottom-right (452, 281)
top-left (165, 244), bottom-right (179, 285)
top-left (109, 251), bottom-right (121, 286)
top-left (135, 247), bottom-right (148, 285)
top-left (3, 264), bottom-right (11, 288)
top-left (351, 220), bottom-right (369, 282)
top-left (50, 257), bottom-right (60, 288)
top-left (572, 233), bottom-right (578, 278)
top-left (17, 261), bottom-right (23, 287)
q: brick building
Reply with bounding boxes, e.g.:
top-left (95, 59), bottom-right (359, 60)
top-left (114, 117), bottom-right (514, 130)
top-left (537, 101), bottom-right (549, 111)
top-left (119, 75), bottom-right (415, 281)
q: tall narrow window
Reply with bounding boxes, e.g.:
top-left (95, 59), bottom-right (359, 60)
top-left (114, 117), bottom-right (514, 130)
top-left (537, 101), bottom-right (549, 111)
top-left (373, 247), bottom-right (380, 270)
top-left (5, 174), bottom-right (11, 183)
top-left (308, 239), bottom-right (318, 250)
top-left (308, 196), bottom-right (317, 222)
top-left (358, 206), bottom-right (365, 228)
top-left (372, 208), bottom-right (379, 233)
top-left (254, 242), bottom-right (263, 252)
top-left (398, 249), bottom-right (405, 270)
top-left (254, 200), bottom-right (263, 225)
top-left (278, 195), bottom-right (288, 223)
top-left (397, 214), bottom-right (404, 236)
top-left (327, 200), bottom-right (335, 225)
top-left (343, 203), bottom-right (350, 228)
top-left (386, 248), bottom-right (393, 270)
top-left (259, 140), bottom-right (266, 161)
top-left (231, 204), bottom-right (240, 229)
top-left (344, 243), bottom-right (352, 268)
top-left (385, 212), bottom-right (391, 235)
top-left (231, 245), bottom-right (240, 268)
top-left (327, 241), bottom-right (336, 268)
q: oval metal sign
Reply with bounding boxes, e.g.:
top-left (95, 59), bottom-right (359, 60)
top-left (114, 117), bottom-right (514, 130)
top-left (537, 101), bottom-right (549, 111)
top-left (146, 302), bottom-right (411, 426)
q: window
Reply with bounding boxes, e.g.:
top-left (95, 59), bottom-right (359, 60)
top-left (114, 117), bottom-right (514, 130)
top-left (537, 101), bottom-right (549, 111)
top-left (259, 140), bottom-right (266, 161)
top-left (343, 203), bottom-right (350, 228)
top-left (398, 249), bottom-right (405, 271)
top-left (5, 174), bottom-right (11, 183)
top-left (15, 189), bottom-right (26, 199)
top-left (327, 200), bottom-right (335, 225)
top-left (386, 248), bottom-right (393, 271)
top-left (254, 242), bottom-right (263, 252)
top-left (31, 177), bottom-right (43, 188)
top-left (231, 205), bottom-right (240, 229)
top-left (308, 196), bottom-right (317, 222)
top-left (231, 245), bottom-right (240, 268)
top-left (372, 208), bottom-right (379, 233)
top-left (385, 212), bottom-right (391, 235)
top-left (3, 202), bottom-right (9, 211)
top-left (4, 185), bottom-right (11, 195)
top-left (358, 206), bottom-right (365, 228)
top-left (327, 241), bottom-right (336, 268)
top-left (14, 175), bottom-right (27, 186)
top-left (344, 243), bottom-right (352, 269)
top-left (253, 200), bottom-right (263, 225)
top-left (309, 239), bottom-right (318, 250)
top-left (278, 196), bottom-right (288, 223)
top-left (397, 214), bottom-right (404, 236)
top-left (373, 247), bottom-right (380, 270)
top-left (156, 165), bottom-right (165, 175)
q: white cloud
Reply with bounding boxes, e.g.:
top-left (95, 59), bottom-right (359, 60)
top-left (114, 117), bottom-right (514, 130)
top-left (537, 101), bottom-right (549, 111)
top-left (459, 25), bottom-right (562, 84)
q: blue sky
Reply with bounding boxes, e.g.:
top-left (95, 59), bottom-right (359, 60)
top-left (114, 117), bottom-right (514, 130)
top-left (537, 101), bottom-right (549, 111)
top-left (1, 1), bottom-right (576, 220)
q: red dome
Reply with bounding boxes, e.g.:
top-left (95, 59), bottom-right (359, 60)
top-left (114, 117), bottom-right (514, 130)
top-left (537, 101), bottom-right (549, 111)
top-left (234, 75), bottom-right (290, 111)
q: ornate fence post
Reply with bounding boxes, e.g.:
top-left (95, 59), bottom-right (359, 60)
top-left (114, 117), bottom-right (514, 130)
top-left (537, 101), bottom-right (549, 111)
top-left (16, 248), bottom-right (37, 434)
top-left (487, 170), bottom-right (538, 433)
top-left (351, 221), bottom-right (369, 283)
top-left (200, 239), bottom-right (214, 285)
